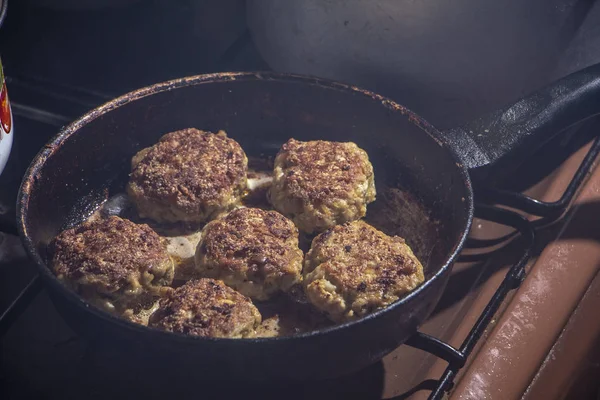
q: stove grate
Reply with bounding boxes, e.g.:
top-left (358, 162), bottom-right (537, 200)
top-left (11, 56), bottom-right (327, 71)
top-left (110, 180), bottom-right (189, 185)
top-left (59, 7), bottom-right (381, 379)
top-left (405, 135), bottom-right (600, 399)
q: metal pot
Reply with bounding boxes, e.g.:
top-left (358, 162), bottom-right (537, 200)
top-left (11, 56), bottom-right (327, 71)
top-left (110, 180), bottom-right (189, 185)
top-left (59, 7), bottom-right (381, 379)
top-left (247, 0), bottom-right (590, 128)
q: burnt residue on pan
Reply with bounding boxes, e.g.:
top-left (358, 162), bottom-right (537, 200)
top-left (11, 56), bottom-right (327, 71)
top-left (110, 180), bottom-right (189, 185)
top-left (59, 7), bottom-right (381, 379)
top-left (366, 188), bottom-right (440, 275)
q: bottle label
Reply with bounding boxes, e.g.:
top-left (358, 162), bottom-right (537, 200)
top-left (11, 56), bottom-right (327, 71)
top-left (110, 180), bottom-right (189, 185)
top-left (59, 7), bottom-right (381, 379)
top-left (0, 59), bottom-right (11, 137)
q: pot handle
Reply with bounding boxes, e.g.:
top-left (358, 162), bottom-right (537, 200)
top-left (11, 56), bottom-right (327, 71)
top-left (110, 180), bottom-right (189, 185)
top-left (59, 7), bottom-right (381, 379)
top-left (443, 63), bottom-right (600, 183)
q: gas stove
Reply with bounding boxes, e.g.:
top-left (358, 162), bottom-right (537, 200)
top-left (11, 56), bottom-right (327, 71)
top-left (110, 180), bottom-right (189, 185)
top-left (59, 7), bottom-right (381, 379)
top-left (2, 2), bottom-right (600, 400)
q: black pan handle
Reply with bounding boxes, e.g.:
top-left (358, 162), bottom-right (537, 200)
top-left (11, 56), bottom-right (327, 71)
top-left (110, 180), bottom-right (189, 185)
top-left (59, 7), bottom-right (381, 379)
top-left (443, 62), bottom-right (600, 183)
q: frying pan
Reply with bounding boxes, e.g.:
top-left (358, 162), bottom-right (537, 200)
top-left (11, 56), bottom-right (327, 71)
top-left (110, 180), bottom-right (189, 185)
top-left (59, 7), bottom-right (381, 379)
top-left (15, 64), bottom-right (600, 381)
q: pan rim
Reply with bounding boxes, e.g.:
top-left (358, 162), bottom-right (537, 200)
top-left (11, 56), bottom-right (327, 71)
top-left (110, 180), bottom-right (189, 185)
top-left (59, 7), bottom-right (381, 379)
top-left (17, 71), bottom-right (474, 343)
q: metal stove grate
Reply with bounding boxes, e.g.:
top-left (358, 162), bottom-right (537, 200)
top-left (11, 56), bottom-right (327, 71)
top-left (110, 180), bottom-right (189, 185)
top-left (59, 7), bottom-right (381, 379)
top-left (404, 135), bottom-right (600, 399)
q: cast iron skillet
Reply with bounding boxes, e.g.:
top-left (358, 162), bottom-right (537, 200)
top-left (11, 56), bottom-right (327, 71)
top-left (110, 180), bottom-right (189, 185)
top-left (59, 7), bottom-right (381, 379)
top-left (16, 64), bottom-right (600, 381)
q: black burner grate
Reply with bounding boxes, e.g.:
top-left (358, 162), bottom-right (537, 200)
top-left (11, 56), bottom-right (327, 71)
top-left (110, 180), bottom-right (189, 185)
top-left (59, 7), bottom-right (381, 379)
top-left (404, 135), bottom-right (600, 399)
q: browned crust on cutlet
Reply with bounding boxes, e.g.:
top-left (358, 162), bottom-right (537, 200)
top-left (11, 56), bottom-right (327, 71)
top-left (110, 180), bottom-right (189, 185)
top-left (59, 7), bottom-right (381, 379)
top-left (127, 128), bottom-right (248, 223)
top-left (274, 139), bottom-right (372, 201)
top-left (303, 220), bottom-right (424, 322)
top-left (195, 207), bottom-right (303, 300)
top-left (51, 216), bottom-right (174, 307)
top-left (149, 278), bottom-right (261, 338)
top-left (269, 139), bottom-right (375, 233)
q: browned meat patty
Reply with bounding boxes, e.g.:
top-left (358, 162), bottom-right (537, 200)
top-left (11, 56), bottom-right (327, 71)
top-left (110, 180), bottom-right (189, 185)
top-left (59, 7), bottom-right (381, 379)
top-left (149, 278), bottom-right (261, 338)
top-left (195, 207), bottom-right (303, 301)
top-left (303, 220), bottom-right (424, 322)
top-left (51, 216), bottom-right (174, 314)
top-left (127, 128), bottom-right (248, 223)
top-left (269, 139), bottom-right (376, 234)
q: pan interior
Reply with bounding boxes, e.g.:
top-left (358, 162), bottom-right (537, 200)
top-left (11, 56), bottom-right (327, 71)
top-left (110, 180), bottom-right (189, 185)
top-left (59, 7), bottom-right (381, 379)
top-left (20, 74), bottom-right (472, 333)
